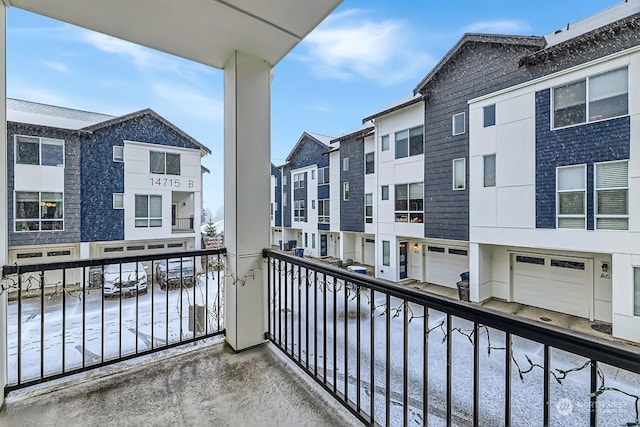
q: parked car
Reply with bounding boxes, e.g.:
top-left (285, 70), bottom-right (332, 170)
top-left (155, 257), bottom-right (196, 290)
top-left (103, 262), bottom-right (148, 297)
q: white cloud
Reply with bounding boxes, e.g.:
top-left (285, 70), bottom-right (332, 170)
top-left (464, 20), bottom-right (531, 34)
top-left (80, 31), bottom-right (169, 70)
top-left (8, 79), bottom-right (72, 107)
top-left (151, 81), bottom-right (223, 122)
top-left (298, 9), bottom-right (432, 86)
top-left (43, 61), bottom-right (70, 73)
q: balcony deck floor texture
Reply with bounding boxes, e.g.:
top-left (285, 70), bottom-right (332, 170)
top-left (0, 342), bottom-right (361, 427)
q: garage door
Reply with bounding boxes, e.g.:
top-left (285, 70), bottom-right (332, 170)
top-left (425, 245), bottom-right (469, 288)
top-left (512, 254), bottom-right (592, 318)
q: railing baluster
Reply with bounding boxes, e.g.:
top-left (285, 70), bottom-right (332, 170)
top-left (119, 263), bottom-right (123, 359)
top-left (333, 276), bottom-right (337, 394)
top-left (344, 279), bottom-right (348, 403)
top-left (101, 264), bottom-right (105, 364)
top-left (192, 256), bottom-right (197, 340)
top-left (323, 272), bottom-right (327, 385)
top-left (284, 261), bottom-right (289, 353)
top-left (297, 263), bottom-right (301, 360)
top-left (278, 259), bottom-right (282, 346)
top-left (386, 293), bottom-right (391, 427)
top-left (590, 359), bottom-right (598, 427)
top-left (505, 332), bottom-right (512, 427)
top-left (82, 267), bottom-right (86, 368)
top-left (423, 305), bottom-right (429, 426)
top-left (473, 322), bottom-right (480, 427)
top-left (62, 269), bottom-right (66, 373)
top-left (179, 258), bottom-right (184, 343)
top-left (543, 345), bottom-right (550, 426)
top-left (40, 270), bottom-right (45, 379)
top-left (151, 260), bottom-right (156, 348)
top-left (403, 300), bottom-right (409, 427)
top-left (305, 267), bottom-right (309, 369)
top-left (446, 313), bottom-right (452, 427)
top-left (267, 257), bottom-right (271, 340)
top-left (356, 286), bottom-right (361, 413)
top-left (17, 274), bottom-right (22, 385)
top-left (370, 288), bottom-right (375, 425)
top-left (135, 263), bottom-right (140, 354)
top-left (314, 270), bottom-right (318, 378)
top-left (165, 257), bottom-right (169, 347)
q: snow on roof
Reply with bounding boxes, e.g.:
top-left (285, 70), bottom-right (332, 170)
top-left (544, 0), bottom-right (640, 48)
top-left (7, 98), bottom-right (115, 130)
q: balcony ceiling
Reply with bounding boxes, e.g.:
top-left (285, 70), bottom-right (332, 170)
top-left (8, 0), bottom-right (342, 68)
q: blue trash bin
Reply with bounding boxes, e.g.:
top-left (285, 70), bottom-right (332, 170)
top-left (460, 271), bottom-right (470, 281)
top-left (295, 248), bottom-right (304, 257)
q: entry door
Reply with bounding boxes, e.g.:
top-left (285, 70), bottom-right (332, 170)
top-left (320, 235), bottom-right (328, 257)
top-left (399, 242), bottom-right (408, 279)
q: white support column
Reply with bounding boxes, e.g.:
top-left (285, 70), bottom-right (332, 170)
top-left (0, 3), bottom-right (7, 406)
top-left (223, 51), bottom-right (271, 351)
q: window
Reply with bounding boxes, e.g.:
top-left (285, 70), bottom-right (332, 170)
top-left (305, 233), bottom-right (308, 247)
top-left (557, 165), bottom-right (586, 229)
top-left (365, 152), bottom-right (375, 174)
top-left (484, 154), bottom-right (496, 187)
top-left (382, 241), bottom-right (390, 266)
top-left (150, 151), bottom-right (180, 175)
top-left (113, 193), bottom-right (124, 209)
top-left (449, 248), bottom-right (468, 256)
top-left (483, 105), bottom-right (496, 127)
top-left (381, 135), bottom-right (389, 151)
top-left (283, 175), bottom-right (287, 186)
top-left (318, 166), bottom-right (330, 185)
top-left (343, 182), bottom-right (349, 201)
top-left (343, 157), bottom-right (349, 171)
top-left (318, 199), bottom-right (330, 223)
top-left (634, 267), bottom-right (640, 317)
top-left (283, 192), bottom-right (287, 207)
top-left (312, 200), bottom-right (315, 209)
top-left (453, 158), bottom-right (466, 190)
top-left (395, 182), bottom-right (423, 223)
top-left (293, 172), bottom-right (305, 189)
top-left (381, 185), bottom-right (389, 200)
top-left (15, 136), bottom-right (64, 167)
top-left (395, 126), bottom-right (423, 159)
top-left (135, 195), bottom-right (162, 227)
top-left (312, 233), bottom-right (316, 249)
top-left (595, 161), bottom-right (628, 230)
top-left (553, 67), bottom-right (628, 128)
top-left (15, 191), bottom-right (64, 232)
top-left (294, 200), bottom-right (306, 221)
top-left (365, 193), bottom-right (373, 224)
top-left (311, 170), bottom-right (315, 180)
top-left (113, 146), bottom-right (124, 162)
top-left (452, 112), bottom-right (465, 135)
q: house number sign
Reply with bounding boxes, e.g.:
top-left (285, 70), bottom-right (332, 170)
top-left (150, 178), bottom-right (195, 188)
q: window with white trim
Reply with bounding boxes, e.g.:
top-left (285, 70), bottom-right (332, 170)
top-left (634, 267), bottom-right (640, 317)
top-left (318, 166), bottom-right (330, 185)
top-left (312, 200), bottom-right (315, 209)
top-left (395, 126), bottom-right (423, 159)
top-left (150, 151), bottom-right (180, 175)
top-left (553, 67), bottom-right (628, 128)
top-left (452, 112), bottom-right (465, 135)
top-left (113, 193), bottom-right (124, 209)
top-left (318, 199), bottom-right (330, 223)
top-left (381, 185), bottom-right (389, 200)
top-left (343, 182), bottom-right (349, 201)
top-left (15, 191), bottom-right (64, 232)
top-left (343, 157), bottom-right (349, 171)
top-left (365, 152), bottom-right (375, 174)
top-left (484, 154), bottom-right (496, 187)
top-left (294, 200), bottom-right (305, 222)
top-left (293, 172), bottom-right (305, 189)
top-left (283, 175), bottom-right (287, 185)
top-left (283, 192), bottom-right (287, 207)
top-left (394, 182), bottom-right (423, 223)
top-left (365, 193), bottom-right (373, 224)
top-left (595, 161), bottom-right (628, 230)
top-left (381, 135), bottom-right (389, 151)
top-left (15, 136), bottom-right (65, 167)
top-left (135, 195), bottom-right (162, 227)
top-left (557, 165), bottom-right (586, 229)
top-left (312, 233), bottom-right (316, 249)
top-left (453, 158), bottom-right (465, 190)
top-left (113, 146), bottom-right (124, 162)
top-left (483, 105), bottom-right (496, 127)
top-left (382, 241), bottom-right (390, 266)
top-left (311, 170), bottom-right (315, 180)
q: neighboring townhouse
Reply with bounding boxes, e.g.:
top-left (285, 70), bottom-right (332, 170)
top-left (468, 2), bottom-right (640, 342)
top-left (270, 163), bottom-right (282, 246)
top-left (277, 132), bottom-right (339, 257)
top-left (7, 99), bottom-right (210, 271)
top-left (330, 125), bottom-right (374, 264)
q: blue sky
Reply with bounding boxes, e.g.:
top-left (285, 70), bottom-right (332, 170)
top-left (6, 0), bottom-right (622, 215)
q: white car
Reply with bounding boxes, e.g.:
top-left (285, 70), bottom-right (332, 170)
top-left (103, 262), bottom-right (148, 297)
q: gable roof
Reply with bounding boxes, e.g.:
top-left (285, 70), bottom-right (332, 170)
top-left (330, 125), bottom-right (374, 143)
top-left (82, 109), bottom-right (211, 155)
top-left (285, 131), bottom-right (333, 162)
top-left (413, 33), bottom-right (546, 95)
top-left (361, 93), bottom-right (423, 124)
top-left (7, 98), bottom-right (115, 130)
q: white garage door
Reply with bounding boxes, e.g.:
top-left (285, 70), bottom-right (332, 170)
top-left (425, 245), bottom-right (469, 288)
top-left (512, 254), bottom-right (592, 318)
top-left (364, 239), bottom-right (375, 265)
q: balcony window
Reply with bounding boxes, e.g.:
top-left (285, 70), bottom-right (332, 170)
top-left (318, 166), bottom-right (330, 185)
top-left (557, 165), bottom-right (586, 229)
top-left (395, 182), bottom-right (423, 223)
top-left (318, 199), bottom-right (330, 223)
top-left (453, 158), bottom-right (466, 190)
top-left (595, 161), bottom-right (628, 230)
top-left (483, 104), bottom-right (496, 127)
top-left (365, 193), bottom-right (373, 224)
top-left (16, 136), bottom-right (64, 167)
top-left (484, 154), bottom-right (496, 187)
top-left (365, 152), bottom-right (375, 174)
top-left (135, 194), bottom-right (162, 227)
top-left (150, 151), bottom-right (180, 175)
top-left (15, 191), bottom-right (64, 232)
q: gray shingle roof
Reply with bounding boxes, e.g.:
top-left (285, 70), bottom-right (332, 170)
top-left (7, 98), bottom-right (115, 130)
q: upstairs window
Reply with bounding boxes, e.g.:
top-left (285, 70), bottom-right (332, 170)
top-left (365, 193), bottom-right (373, 224)
top-left (395, 126), bottom-right (423, 159)
top-left (365, 152), bottom-right (375, 174)
top-left (343, 157), bottom-right (349, 171)
top-left (293, 172), bottom-right (305, 189)
top-left (395, 182), bottom-right (423, 223)
top-left (381, 185), bottom-right (389, 200)
top-left (113, 193), bottom-right (124, 209)
top-left (483, 105), bottom-right (496, 127)
top-left (381, 135), bottom-right (389, 151)
top-left (484, 154), bottom-right (496, 187)
top-left (150, 151), bottom-right (180, 175)
top-left (553, 67), bottom-right (628, 128)
top-left (634, 267), bottom-right (640, 317)
top-left (452, 112), bottom-right (465, 135)
top-left (595, 161), bottom-right (628, 230)
top-left (135, 195), bottom-right (162, 227)
top-left (113, 146), bottom-right (124, 162)
top-left (453, 158), bottom-right (466, 190)
top-left (343, 182), bottom-right (349, 201)
top-left (382, 241), bottom-right (390, 266)
top-left (318, 199), bottom-right (330, 223)
top-left (294, 200), bottom-right (306, 221)
top-left (557, 165), bottom-right (586, 229)
top-left (318, 166), bottom-right (330, 185)
top-left (16, 136), bottom-right (65, 167)
top-left (283, 175), bottom-right (287, 186)
top-left (15, 191), bottom-right (64, 232)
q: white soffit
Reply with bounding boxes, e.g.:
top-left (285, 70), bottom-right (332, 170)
top-left (8, 0), bottom-right (342, 68)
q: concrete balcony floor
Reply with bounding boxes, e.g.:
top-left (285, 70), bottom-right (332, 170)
top-left (0, 341), bottom-right (361, 427)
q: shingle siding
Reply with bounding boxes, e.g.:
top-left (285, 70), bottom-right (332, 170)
top-left (423, 42), bottom-right (541, 241)
top-left (282, 165), bottom-right (291, 227)
top-left (534, 89), bottom-right (630, 229)
top-left (271, 164), bottom-right (282, 227)
top-left (340, 136), bottom-right (364, 232)
top-left (7, 123), bottom-right (82, 247)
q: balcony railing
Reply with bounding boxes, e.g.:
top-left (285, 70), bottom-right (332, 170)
top-left (1, 248), bottom-right (225, 395)
top-left (172, 217), bottom-right (194, 232)
top-left (263, 249), bottom-right (640, 427)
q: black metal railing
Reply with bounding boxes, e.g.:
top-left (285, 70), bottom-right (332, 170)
top-left (264, 249), bottom-right (640, 427)
top-left (172, 217), bottom-right (194, 232)
top-left (1, 248), bottom-right (226, 395)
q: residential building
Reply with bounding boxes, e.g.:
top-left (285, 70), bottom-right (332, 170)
top-left (468, 1), bottom-right (640, 342)
top-left (7, 99), bottom-right (210, 270)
